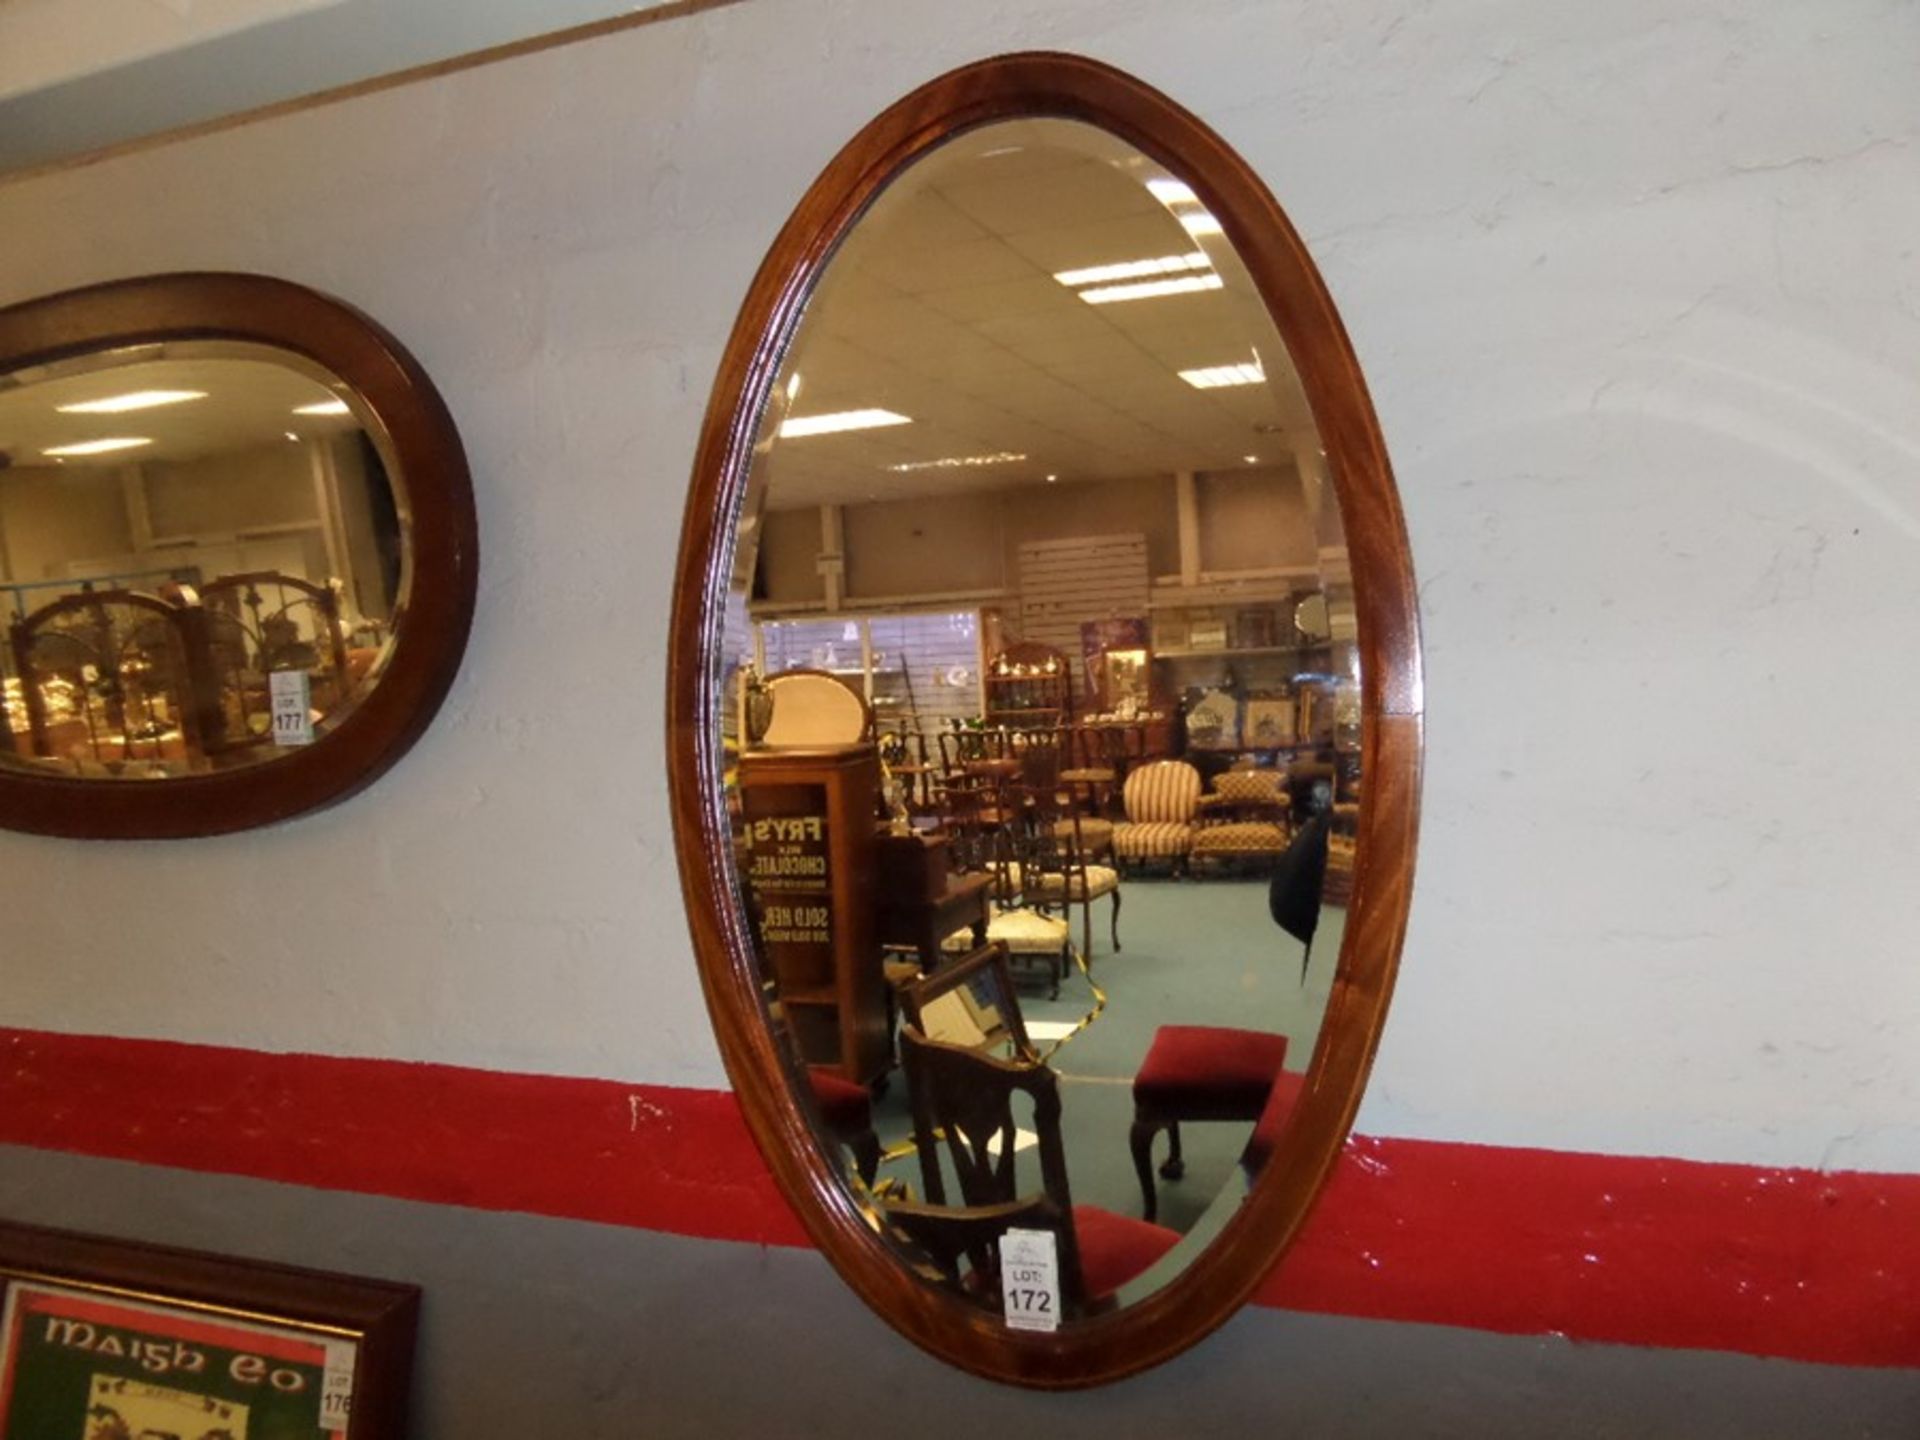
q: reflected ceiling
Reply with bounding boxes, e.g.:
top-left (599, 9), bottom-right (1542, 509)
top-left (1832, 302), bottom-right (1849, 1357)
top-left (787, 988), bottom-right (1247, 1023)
top-left (0, 350), bottom-right (353, 467)
top-left (771, 120), bottom-right (1314, 510)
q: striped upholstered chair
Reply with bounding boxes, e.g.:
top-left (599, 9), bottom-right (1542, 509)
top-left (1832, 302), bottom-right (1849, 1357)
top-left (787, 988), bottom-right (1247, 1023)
top-left (1111, 759), bottom-right (1203, 872)
top-left (1191, 767), bottom-right (1292, 869)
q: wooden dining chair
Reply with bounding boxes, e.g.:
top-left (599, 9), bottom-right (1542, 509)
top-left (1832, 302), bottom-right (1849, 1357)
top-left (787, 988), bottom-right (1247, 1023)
top-left (879, 725), bottom-right (937, 813)
top-left (1010, 796), bottom-right (1121, 965)
top-left (9, 589), bottom-right (210, 767)
top-left (1027, 726), bottom-right (1115, 861)
top-left (899, 1024), bottom-right (1179, 1306)
top-left (880, 1194), bottom-right (1083, 1316)
top-left (902, 942), bottom-right (1033, 1059)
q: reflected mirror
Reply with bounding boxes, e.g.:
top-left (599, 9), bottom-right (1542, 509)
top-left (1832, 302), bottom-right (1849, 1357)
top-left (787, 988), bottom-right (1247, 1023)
top-left (0, 343), bottom-right (404, 778)
top-left (0, 273), bottom-right (476, 837)
top-left (672, 54), bottom-right (1420, 1387)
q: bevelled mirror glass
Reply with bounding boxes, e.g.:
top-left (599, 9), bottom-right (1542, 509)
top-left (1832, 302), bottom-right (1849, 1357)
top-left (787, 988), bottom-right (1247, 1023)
top-left (0, 274), bottom-right (476, 837)
top-left (671, 55), bottom-right (1421, 1387)
top-left (0, 342), bottom-right (403, 777)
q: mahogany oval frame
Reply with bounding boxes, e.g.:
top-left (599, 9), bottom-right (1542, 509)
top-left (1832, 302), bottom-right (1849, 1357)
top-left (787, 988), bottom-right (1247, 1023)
top-left (668, 53), bottom-right (1423, 1388)
top-left (0, 272), bottom-right (477, 838)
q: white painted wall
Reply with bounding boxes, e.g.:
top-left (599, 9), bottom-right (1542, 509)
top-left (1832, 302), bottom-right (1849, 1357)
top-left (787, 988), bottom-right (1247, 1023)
top-left (0, 0), bottom-right (1915, 1173)
top-left (0, 0), bottom-right (692, 168)
top-left (0, 0), bottom-right (342, 102)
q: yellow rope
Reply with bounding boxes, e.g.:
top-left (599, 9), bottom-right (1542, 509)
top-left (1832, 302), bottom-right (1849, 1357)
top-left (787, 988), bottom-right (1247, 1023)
top-left (1032, 940), bottom-right (1105, 1064)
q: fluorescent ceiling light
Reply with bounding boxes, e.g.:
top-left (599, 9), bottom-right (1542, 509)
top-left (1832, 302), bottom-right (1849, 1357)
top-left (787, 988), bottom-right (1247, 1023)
top-left (779, 408), bottom-right (911, 438)
top-left (1179, 361), bottom-right (1266, 389)
top-left (885, 451), bottom-right (1027, 473)
top-left (1052, 252), bottom-right (1211, 288)
top-left (293, 398), bottom-right (351, 416)
top-left (42, 437), bottom-right (153, 457)
top-left (1076, 274), bottom-right (1223, 306)
top-left (1146, 177), bottom-right (1226, 239)
top-left (56, 389), bottom-right (205, 414)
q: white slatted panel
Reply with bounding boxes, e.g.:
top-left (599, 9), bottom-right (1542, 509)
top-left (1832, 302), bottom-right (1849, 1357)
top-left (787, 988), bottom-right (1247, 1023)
top-left (1016, 534), bottom-right (1149, 707)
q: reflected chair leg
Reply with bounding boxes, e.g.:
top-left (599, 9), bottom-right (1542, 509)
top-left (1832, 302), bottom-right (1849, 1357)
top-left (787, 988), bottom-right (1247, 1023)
top-left (850, 1130), bottom-right (882, 1189)
top-left (1159, 1121), bottom-right (1185, 1181)
top-left (1129, 1114), bottom-right (1163, 1221)
top-left (1110, 887), bottom-right (1122, 952)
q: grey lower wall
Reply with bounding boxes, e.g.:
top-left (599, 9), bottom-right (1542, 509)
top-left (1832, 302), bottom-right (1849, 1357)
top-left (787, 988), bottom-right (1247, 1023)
top-left (3, 1146), bottom-right (1915, 1438)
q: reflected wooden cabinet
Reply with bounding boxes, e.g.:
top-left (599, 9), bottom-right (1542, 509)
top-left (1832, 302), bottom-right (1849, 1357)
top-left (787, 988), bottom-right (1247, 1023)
top-left (984, 641), bottom-right (1071, 729)
top-left (738, 745), bottom-right (889, 1085)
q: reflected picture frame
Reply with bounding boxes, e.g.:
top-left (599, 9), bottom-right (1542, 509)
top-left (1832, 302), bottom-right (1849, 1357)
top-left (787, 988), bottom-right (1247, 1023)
top-left (0, 1221), bottom-right (417, 1440)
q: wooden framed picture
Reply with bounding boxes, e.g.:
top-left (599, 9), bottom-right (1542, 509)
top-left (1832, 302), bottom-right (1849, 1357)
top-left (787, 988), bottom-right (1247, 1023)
top-left (1243, 696), bottom-right (1298, 748)
top-left (1184, 687), bottom-right (1241, 750)
top-left (0, 1222), bottom-right (418, 1440)
top-left (1234, 606), bottom-right (1277, 650)
top-left (1188, 618), bottom-right (1229, 652)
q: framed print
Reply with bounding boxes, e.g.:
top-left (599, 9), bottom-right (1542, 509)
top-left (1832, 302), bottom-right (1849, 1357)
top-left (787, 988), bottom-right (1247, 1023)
top-left (1184, 687), bottom-right (1241, 750)
top-left (1188, 618), bottom-right (1229, 652)
top-left (1234, 606), bottom-right (1277, 650)
top-left (1243, 696), bottom-right (1298, 748)
top-left (0, 1222), bottom-right (417, 1440)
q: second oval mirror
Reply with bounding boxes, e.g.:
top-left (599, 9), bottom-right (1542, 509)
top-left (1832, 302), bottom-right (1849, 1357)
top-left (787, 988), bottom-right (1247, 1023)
top-left (672, 54), bottom-right (1421, 1386)
top-left (0, 342), bottom-right (404, 778)
top-left (0, 273), bottom-right (477, 837)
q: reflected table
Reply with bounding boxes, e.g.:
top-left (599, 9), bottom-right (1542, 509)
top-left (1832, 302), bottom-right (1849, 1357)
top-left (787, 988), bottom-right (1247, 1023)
top-left (877, 870), bottom-right (992, 972)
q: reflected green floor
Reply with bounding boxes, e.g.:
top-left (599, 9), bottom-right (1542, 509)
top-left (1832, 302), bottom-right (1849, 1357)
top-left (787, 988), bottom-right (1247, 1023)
top-left (870, 876), bottom-right (1343, 1241)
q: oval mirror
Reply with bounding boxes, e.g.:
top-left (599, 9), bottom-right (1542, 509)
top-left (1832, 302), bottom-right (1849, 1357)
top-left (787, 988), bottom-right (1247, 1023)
top-left (670, 54), bottom-right (1421, 1386)
top-left (0, 273), bottom-right (476, 837)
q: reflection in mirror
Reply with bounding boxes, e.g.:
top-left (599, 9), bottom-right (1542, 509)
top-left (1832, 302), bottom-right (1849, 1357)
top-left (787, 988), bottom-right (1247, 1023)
top-left (0, 343), bottom-right (406, 779)
top-left (719, 116), bottom-right (1362, 1324)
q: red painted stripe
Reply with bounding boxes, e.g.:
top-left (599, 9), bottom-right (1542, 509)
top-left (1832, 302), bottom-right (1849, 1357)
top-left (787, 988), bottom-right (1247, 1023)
top-left (4, 1028), bottom-right (1915, 1369)
top-left (1263, 1136), bottom-right (1920, 1369)
top-left (0, 1028), bottom-right (807, 1248)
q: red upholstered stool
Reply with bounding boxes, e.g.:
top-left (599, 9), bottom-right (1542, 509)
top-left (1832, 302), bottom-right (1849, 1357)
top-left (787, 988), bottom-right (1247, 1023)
top-left (1238, 1067), bottom-right (1308, 1175)
top-left (805, 1067), bottom-right (882, 1187)
top-left (1129, 1026), bottom-right (1289, 1221)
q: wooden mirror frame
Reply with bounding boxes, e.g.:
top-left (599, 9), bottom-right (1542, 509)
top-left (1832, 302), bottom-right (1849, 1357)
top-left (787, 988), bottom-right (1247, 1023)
top-left (0, 272), bottom-right (477, 838)
top-left (668, 52), bottom-right (1423, 1387)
